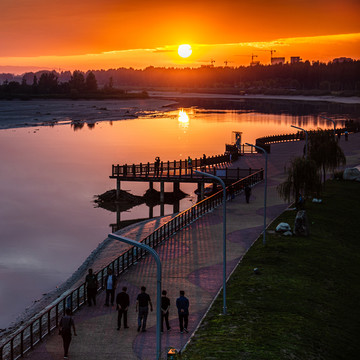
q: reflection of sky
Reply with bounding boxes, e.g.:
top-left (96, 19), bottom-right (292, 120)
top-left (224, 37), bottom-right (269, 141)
top-left (0, 108), bottom-right (337, 327)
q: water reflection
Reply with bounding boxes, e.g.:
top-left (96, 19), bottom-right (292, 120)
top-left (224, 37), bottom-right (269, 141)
top-left (178, 109), bottom-right (189, 130)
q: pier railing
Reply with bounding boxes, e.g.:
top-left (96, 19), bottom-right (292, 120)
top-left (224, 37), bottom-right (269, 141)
top-left (0, 168), bottom-right (263, 360)
top-left (111, 153), bottom-right (230, 178)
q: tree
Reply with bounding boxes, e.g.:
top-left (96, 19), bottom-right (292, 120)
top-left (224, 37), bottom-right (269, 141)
top-left (308, 130), bottom-right (346, 183)
top-left (85, 71), bottom-right (98, 92)
top-left (38, 72), bottom-right (59, 93)
top-left (277, 157), bottom-right (321, 206)
top-left (69, 70), bottom-right (85, 92)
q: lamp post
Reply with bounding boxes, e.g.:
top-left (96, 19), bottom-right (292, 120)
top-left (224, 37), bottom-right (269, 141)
top-left (320, 116), bottom-right (336, 137)
top-left (245, 143), bottom-right (268, 245)
top-left (108, 234), bottom-right (162, 360)
top-left (291, 125), bottom-right (308, 160)
top-left (194, 170), bottom-right (227, 315)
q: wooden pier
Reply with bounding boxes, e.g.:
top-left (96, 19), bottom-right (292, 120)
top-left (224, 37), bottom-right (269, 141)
top-left (110, 153), bottom-right (260, 202)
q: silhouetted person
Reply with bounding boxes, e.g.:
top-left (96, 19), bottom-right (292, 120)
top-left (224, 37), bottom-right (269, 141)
top-left (161, 290), bottom-right (171, 332)
top-left (155, 156), bottom-right (160, 176)
top-left (59, 308), bottom-right (76, 359)
top-left (116, 286), bottom-right (130, 330)
top-left (85, 268), bottom-right (98, 306)
top-left (245, 185), bottom-right (251, 204)
top-left (136, 286), bottom-right (153, 332)
top-left (176, 290), bottom-right (189, 333)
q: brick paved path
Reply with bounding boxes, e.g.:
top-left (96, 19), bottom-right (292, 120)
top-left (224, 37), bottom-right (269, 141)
top-left (24, 133), bottom-right (360, 360)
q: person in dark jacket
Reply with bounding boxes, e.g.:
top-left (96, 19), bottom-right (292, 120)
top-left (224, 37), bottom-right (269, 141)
top-left (59, 308), bottom-right (77, 359)
top-left (85, 268), bottom-right (98, 306)
top-left (136, 286), bottom-right (153, 332)
top-left (176, 290), bottom-right (189, 333)
top-left (161, 290), bottom-right (171, 332)
top-left (116, 286), bottom-right (130, 330)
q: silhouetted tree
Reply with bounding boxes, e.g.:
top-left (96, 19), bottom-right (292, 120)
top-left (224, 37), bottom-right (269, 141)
top-left (277, 157), bottom-right (321, 206)
top-left (85, 71), bottom-right (98, 92)
top-left (69, 70), bottom-right (85, 92)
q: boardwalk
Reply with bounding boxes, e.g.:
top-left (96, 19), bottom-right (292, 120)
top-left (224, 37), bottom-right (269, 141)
top-left (22, 133), bottom-right (360, 360)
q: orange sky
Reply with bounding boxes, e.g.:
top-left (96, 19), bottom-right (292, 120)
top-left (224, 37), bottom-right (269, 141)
top-left (1, 0), bottom-right (360, 73)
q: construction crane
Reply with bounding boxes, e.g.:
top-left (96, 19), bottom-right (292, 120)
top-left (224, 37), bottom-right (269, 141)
top-left (224, 60), bottom-right (234, 66)
top-left (258, 49), bottom-right (276, 63)
top-left (250, 54), bottom-right (259, 66)
top-left (210, 59), bottom-right (215, 66)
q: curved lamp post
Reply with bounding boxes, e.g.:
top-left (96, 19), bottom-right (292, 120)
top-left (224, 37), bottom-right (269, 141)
top-left (194, 170), bottom-right (227, 315)
top-left (320, 116), bottom-right (336, 137)
top-left (108, 233), bottom-right (162, 360)
top-left (291, 125), bottom-right (308, 160)
top-left (245, 143), bottom-right (268, 245)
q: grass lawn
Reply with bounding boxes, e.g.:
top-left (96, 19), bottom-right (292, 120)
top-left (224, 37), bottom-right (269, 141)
top-left (180, 180), bottom-right (360, 360)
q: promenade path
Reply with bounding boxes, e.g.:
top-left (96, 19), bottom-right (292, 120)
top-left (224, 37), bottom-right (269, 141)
top-left (24, 133), bottom-right (360, 360)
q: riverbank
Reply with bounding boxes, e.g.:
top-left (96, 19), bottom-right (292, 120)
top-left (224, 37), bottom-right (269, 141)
top-left (1, 93), bottom-right (359, 131)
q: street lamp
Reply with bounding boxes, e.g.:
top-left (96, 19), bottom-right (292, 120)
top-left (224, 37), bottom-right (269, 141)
top-left (194, 170), bottom-right (227, 315)
top-left (291, 125), bottom-right (308, 160)
top-left (108, 234), bottom-right (162, 360)
top-left (320, 116), bottom-right (336, 137)
top-left (245, 143), bottom-right (268, 245)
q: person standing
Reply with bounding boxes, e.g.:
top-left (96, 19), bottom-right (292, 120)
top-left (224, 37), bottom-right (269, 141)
top-left (245, 185), bottom-right (251, 204)
top-left (176, 290), bottom-right (189, 334)
top-left (59, 308), bottom-right (77, 359)
top-left (116, 286), bottom-right (130, 330)
top-left (161, 290), bottom-right (171, 333)
top-left (136, 286), bottom-right (153, 332)
top-left (104, 268), bottom-right (117, 307)
top-left (85, 268), bottom-right (98, 306)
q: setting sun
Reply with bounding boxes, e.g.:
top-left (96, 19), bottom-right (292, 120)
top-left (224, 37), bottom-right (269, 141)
top-left (178, 44), bottom-right (192, 58)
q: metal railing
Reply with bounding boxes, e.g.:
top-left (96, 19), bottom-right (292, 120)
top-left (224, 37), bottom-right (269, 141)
top-left (111, 153), bottom-right (230, 178)
top-left (0, 169), bottom-right (264, 360)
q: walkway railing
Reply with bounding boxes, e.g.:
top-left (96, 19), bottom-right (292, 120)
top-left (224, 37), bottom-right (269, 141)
top-left (0, 169), bottom-right (264, 360)
top-left (111, 153), bottom-right (230, 178)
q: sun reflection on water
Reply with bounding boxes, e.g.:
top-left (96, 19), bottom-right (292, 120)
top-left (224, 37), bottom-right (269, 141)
top-left (178, 109), bottom-right (189, 130)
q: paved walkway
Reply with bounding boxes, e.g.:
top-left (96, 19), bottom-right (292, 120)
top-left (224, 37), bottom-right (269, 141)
top-left (24, 133), bottom-right (360, 360)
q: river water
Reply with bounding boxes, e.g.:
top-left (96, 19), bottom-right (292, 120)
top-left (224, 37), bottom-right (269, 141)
top-left (0, 98), bottom-right (357, 329)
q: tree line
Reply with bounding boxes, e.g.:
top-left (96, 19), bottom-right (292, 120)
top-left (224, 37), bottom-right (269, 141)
top-left (1, 61), bottom-right (360, 98)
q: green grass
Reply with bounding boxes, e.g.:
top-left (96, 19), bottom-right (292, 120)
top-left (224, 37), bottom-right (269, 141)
top-left (180, 180), bottom-right (360, 360)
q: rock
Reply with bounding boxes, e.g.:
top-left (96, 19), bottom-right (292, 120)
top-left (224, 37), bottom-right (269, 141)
top-left (276, 222), bottom-right (291, 232)
top-left (343, 167), bottom-right (360, 181)
top-left (294, 210), bottom-right (310, 236)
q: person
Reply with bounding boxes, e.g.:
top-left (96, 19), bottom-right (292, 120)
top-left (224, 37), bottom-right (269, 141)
top-left (228, 185), bottom-right (235, 201)
top-left (116, 286), bottom-right (130, 330)
top-left (245, 185), bottom-right (251, 204)
top-left (161, 290), bottom-right (171, 333)
top-left (59, 308), bottom-right (77, 359)
top-left (176, 290), bottom-right (189, 334)
top-left (85, 268), bottom-right (98, 306)
top-left (155, 156), bottom-right (160, 176)
top-left (187, 156), bottom-right (192, 169)
top-left (136, 286), bottom-right (153, 332)
top-left (104, 268), bottom-right (117, 307)
top-left (345, 130), bottom-right (349, 141)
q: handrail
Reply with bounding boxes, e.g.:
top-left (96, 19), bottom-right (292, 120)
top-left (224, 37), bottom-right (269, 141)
top-left (0, 169), bottom-right (264, 360)
top-left (111, 153), bottom-right (231, 178)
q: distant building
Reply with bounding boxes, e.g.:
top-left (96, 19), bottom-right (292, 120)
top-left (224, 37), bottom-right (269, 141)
top-left (290, 57), bottom-right (302, 64)
top-left (271, 57), bottom-right (285, 65)
top-left (332, 57), bottom-right (353, 63)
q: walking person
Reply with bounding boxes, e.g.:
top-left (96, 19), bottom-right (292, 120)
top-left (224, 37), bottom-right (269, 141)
top-left (116, 286), bottom-right (130, 330)
top-left (245, 185), bottom-right (251, 204)
top-left (136, 286), bottom-right (153, 332)
top-left (59, 308), bottom-right (77, 359)
top-left (176, 290), bottom-right (189, 334)
top-left (161, 290), bottom-right (171, 333)
top-left (85, 268), bottom-right (98, 306)
top-left (104, 268), bottom-right (117, 307)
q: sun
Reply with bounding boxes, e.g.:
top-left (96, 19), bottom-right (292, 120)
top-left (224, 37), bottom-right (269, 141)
top-left (178, 44), bottom-right (192, 58)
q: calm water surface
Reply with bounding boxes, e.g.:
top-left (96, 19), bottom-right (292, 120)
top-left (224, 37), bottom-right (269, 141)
top-left (0, 106), bottom-right (339, 328)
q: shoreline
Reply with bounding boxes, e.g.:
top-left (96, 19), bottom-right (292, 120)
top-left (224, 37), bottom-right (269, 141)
top-left (1, 93), bottom-right (359, 131)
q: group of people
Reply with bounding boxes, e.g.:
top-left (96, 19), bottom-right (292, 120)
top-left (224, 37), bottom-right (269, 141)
top-left (58, 268), bottom-right (190, 358)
